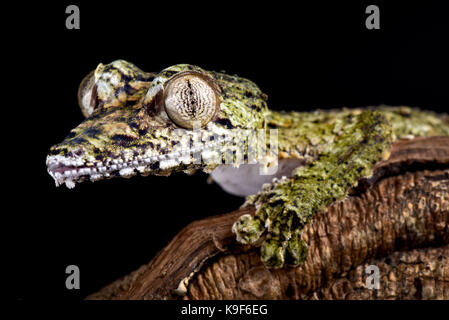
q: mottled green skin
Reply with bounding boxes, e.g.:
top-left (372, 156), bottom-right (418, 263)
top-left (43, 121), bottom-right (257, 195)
top-left (267, 106), bottom-right (449, 161)
top-left (233, 107), bottom-right (449, 268)
top-left (234, 111), bottom-right (393, 267)
top-left (47, 60), bottom-right (449, 268)
top-left (47, 61), bottom-right (268, 186)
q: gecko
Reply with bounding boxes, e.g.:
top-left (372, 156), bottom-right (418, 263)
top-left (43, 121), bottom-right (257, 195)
top-left (46, 60), bottom-right (449, 268)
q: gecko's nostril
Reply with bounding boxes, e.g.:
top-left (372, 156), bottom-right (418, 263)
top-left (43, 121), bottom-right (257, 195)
top-left (71, 149), bottom-right (85, 157)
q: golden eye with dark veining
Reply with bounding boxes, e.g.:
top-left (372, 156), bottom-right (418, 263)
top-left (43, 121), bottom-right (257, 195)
top-left (163, 72), bottom-right (220, 129)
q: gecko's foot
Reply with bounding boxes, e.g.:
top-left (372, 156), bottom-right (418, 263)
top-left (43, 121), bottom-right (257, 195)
top-left (261, 233), bottom-right (308, 268)
top-left (232, 214), bottom-right (265, 244)
top-left (233, 211), bottom-right (308, 268)
top-left (233, 177), bottom-right (310, 268)
top-left (233, 205), bottom-right (308, 268)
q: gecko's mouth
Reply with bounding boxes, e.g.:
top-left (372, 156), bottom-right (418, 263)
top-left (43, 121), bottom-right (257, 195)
top-left (47, 155), bottom-right (160, 188)
top-left (46, 136), bottom-right (232, 188)
top-left (47, 150), bottom-right (182, 187)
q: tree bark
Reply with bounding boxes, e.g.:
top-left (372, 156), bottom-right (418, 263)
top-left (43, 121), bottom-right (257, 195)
top-left (87, 136), bottom-right (449, 300)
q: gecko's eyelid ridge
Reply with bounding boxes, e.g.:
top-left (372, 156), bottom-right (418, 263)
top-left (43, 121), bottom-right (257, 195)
top-left (162, 71), bottom-right (220, 129)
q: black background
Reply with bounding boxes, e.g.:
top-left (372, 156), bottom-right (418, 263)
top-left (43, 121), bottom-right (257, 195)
top-left (8, 1), bottom-right (448, 301)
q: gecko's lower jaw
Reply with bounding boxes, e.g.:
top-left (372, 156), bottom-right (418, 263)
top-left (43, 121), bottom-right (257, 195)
top-left (46, 137), bottom-right (230, 188)
top-left (46, 150), bottom-right (188, 189)
top-left (47, 153), bottom-right (181, 189)
top-left (47, 155), bottom-right (144, 188)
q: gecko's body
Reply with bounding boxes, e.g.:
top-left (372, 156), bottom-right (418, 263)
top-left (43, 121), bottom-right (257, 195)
top-left (47, 60), bottom-right (449, 268)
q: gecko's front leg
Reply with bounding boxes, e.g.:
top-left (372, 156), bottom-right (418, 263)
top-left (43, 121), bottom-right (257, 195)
top-left (232, 110), bottom-right (393, 268)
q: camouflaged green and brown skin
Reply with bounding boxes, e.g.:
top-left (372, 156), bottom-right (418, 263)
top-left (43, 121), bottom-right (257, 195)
top-left (47, 60), bottom-right (268, 186)
top-left (235, 107), bottom-right (449, 268)
top-left (46, 60), bottom-right (449, 268)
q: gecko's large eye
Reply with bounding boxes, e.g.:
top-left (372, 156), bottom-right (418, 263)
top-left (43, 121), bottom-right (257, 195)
top-left (163, 72), bottom-right (220, 129)
top-left (77, 70), bottom-right (100, 118)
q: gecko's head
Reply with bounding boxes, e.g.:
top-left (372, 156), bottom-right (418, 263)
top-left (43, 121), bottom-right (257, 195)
top-left (47, 60), bottom-right (268, 188)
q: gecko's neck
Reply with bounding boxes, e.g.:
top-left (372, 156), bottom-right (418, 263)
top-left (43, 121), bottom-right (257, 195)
top-left (209, 109), bottom-right (315, 197)
top-left (265, 106), bottom-right (449, 154)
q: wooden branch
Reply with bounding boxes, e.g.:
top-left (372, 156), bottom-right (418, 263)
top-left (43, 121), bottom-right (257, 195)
top-left (87, 136), bottom-right (449, 300)
top-left (304, 245), bottom-right (449, 299)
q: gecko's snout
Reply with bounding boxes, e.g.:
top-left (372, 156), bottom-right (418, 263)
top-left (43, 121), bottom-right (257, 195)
top-left (46, 143), bottom-right (95, 188)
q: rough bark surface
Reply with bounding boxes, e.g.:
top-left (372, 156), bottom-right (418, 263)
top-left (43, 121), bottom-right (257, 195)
top-left (305, 245), bottom-right (449, 299)
top-left (186, 169), bottom-right (449, 299)
top-left (87, 137), bottom-right (449, 300)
